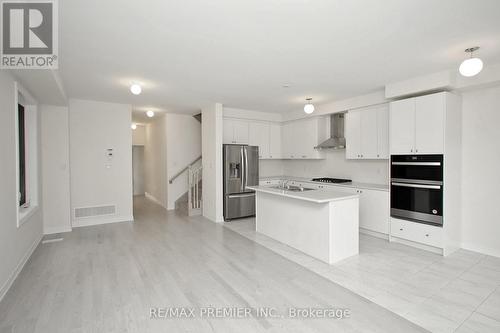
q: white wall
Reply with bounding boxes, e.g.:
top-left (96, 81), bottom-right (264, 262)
top-left (132, 124), bottom-right (146, 146)
top-left (69, 99), bottom-right (133, 227)
top-left (132, 146), bottom-right (145, 196)
top-left (144, 115), bottom-right (167, 207)
top-left (166, 113), bottom-right (202, 209)
top-left (0, 72), bottom-right (43, 301)
top-left (40, 105), bottom-right (72, 234)
top-left (283, 152), bottom-right (389, 184)
top-left (202, 103), bottom-right (224, 222)
top-left (461, 85), bottom-right (500, 257)
top-left (259, 160), bottom-right (284, 177)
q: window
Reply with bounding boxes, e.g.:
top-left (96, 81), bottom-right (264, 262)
top-left (16, 84), bottom-right (38, 226)
top-left (18, 103), bottom-right (27, 207)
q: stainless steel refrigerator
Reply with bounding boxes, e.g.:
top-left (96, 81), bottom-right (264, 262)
top-left (223, 144), bottom-right (259, 221)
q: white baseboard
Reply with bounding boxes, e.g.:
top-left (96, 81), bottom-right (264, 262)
top-left (43, 226), bottom-right (72, 235)
top-left (145, 192), bottom-right (166, 208)
top-left (461, 242), bottom-right (500, 259)
top-left (72, 215), bottom-right (134, 228)
top-left (0, 233), bottom-right (43, 302)
top-left (359, 228), bottom-right (389, 240)
top-left (390, 236), bottom-right (443, 255)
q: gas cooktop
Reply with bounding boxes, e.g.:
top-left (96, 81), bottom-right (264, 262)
top-left (311, 177), bottom-right (352, 184)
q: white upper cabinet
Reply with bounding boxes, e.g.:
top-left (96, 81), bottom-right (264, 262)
top-left (415, 93), bottom-right (445, 154)
top-left (345, 111), bottom-right (362, 159)
top-left (248, 122), bottom-right (270, 158)
top-left (346, 105), bottom-right (389, 159)
top-left (360, 109), bottom-right (378, 159)
top-left (223, 116), bottom-right (325, 160)
top-left (268, 123), bottom-right (282, 159)
top-left (281, 117), bottom-right (326, 159)
top-left (390, 92), bottom-right (446, 155)
top-left (390, 98), bottom-right (416, 154)
top-left (233, 120), bottom-right (249, 144)
top-left (223, 119), bottom-right (249, 144)
top-left (376, 107), bottom-right (389, 159)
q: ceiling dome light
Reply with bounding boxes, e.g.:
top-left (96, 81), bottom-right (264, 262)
top-left (459, 47), bottom-right (483, 77)
top-left (304, 98), bottom-right (315, 114)
top-left (146, 110), bottom-right (155, 118)
top-left (131, 123), bottom-right (137, 130)
top-left (130, 83), bottom-right (142, 95)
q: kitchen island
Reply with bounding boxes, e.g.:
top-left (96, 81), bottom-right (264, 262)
top-left (246, 185), bottom-right (359, 264)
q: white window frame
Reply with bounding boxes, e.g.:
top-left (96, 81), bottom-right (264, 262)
top-left (15, 82), bottom-right (39, 227)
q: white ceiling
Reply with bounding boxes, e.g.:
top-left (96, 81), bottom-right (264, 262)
top-left (53, 0), bottom-right (500, 114)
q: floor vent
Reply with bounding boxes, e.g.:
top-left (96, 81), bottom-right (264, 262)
top-left (74, 205), bottom-right (116, 219)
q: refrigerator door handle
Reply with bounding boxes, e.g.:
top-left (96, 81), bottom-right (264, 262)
top-left (228, 193), bottom-right (254, 199)
top-left (240, 146), bottom-right (245, 192)
top-left (244, 147), bottom-right (249, 190)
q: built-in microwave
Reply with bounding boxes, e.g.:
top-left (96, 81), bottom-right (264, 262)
top-left (390, 155), bottom-right (443, 226)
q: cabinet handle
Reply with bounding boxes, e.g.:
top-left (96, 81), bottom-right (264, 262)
top-left (425, 234), bottom-right (429, 237)
top-left (416, 149), bottom-right (419, 153)
top-left (400, 228), bottom-right (403, 231)
top-left (410, 149), bottom-right (413, 153)
top-left (377, 154), bottom-right (380, 158)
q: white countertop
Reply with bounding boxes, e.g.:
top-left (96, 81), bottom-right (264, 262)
top-left (247, 185), bottom-right (359, 204)
top-left (260, 176), bottom-right (389, 192)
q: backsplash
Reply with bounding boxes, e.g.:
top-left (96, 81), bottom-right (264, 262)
top-left (282, 150), bottom-right (389, 184)
top-left (259, 160), bottom-right (284, 177)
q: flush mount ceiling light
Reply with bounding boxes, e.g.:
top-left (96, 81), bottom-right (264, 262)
top-left (304, 98), bottom-right (315, 114)
top-left (130, 83), bottom-right (142, 95)
top-left (131, 123), bottom-right (137, 130)
top-left (459, 47), bottom-right (483, 77)
top-left (146, 110), bottom-right (155, 118)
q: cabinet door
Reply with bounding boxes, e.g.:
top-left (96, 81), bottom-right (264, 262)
top-left (376, 106), bottom-right (389, 159)
top-left (415, 93), bottom-right (445, 154)
top-left (360, 110), bottom-right (378, 159)
top-left (390, 98), bottom-right (415, 154)
top-left (269, 123), bottom-right (282, 159)
top-left (358, 189), bottom-right (389, 234)
top-left (248, 122), bottom-right (269, 158)
top-left (232, 120), bottom-right (249, 144)
top-left (345, 111), bottom-right (361, 159)
top-left (223, 119), bottom-right (234, 144)
top-left (281, 123), bottom-right (294, 158)
top-left (298, 118), bottom-right (317, 158)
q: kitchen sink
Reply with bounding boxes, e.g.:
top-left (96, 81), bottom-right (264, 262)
top-left (270, 185), bottom-right (315, 192)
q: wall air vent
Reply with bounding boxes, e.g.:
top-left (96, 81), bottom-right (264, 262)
top-left (74, 205), bottom-right (116, 219)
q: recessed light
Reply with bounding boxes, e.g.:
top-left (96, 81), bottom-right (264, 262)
top-left (146, 110), bottom-right (155, 118)
top-left (131, 123), bottom-right (137, 130)
top-left (130, 83), bottom-right (142, 95)
top-left (282, 84), bottom-right (291, 88)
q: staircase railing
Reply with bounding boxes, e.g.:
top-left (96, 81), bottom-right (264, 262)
top-left (169, 155), bottom-right (202, 184)
top-left (188, 164), bottom-right (202, 215)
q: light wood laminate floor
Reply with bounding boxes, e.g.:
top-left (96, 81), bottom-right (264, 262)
top-left (0, 196), bottom-right (427, 333)
top-left (226, 218), bottom-right (500, 333)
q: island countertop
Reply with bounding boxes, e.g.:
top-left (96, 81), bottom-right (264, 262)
top-left (246, 185), bottom-right (359, 204)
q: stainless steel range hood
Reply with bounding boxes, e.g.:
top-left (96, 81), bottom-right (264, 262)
top-left (314, 112), bottom-right (346, 150)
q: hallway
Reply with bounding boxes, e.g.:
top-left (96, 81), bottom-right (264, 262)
top-left (0, 197), bottom-right (425, 332)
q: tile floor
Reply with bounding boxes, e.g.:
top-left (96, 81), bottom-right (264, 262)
top-left (225, 218), bottom-right (500, 333)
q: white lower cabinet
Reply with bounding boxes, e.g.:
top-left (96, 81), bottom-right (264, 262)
top-left (330, 186), bottom-right (389, 235)
top-left (390, 217), bottom-right (443, 248)
top-left (356, 188), bottom-right (389, 234)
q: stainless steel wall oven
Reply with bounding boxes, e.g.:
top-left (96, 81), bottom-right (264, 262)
top-left (390, 155), bottom-right (443, 226)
